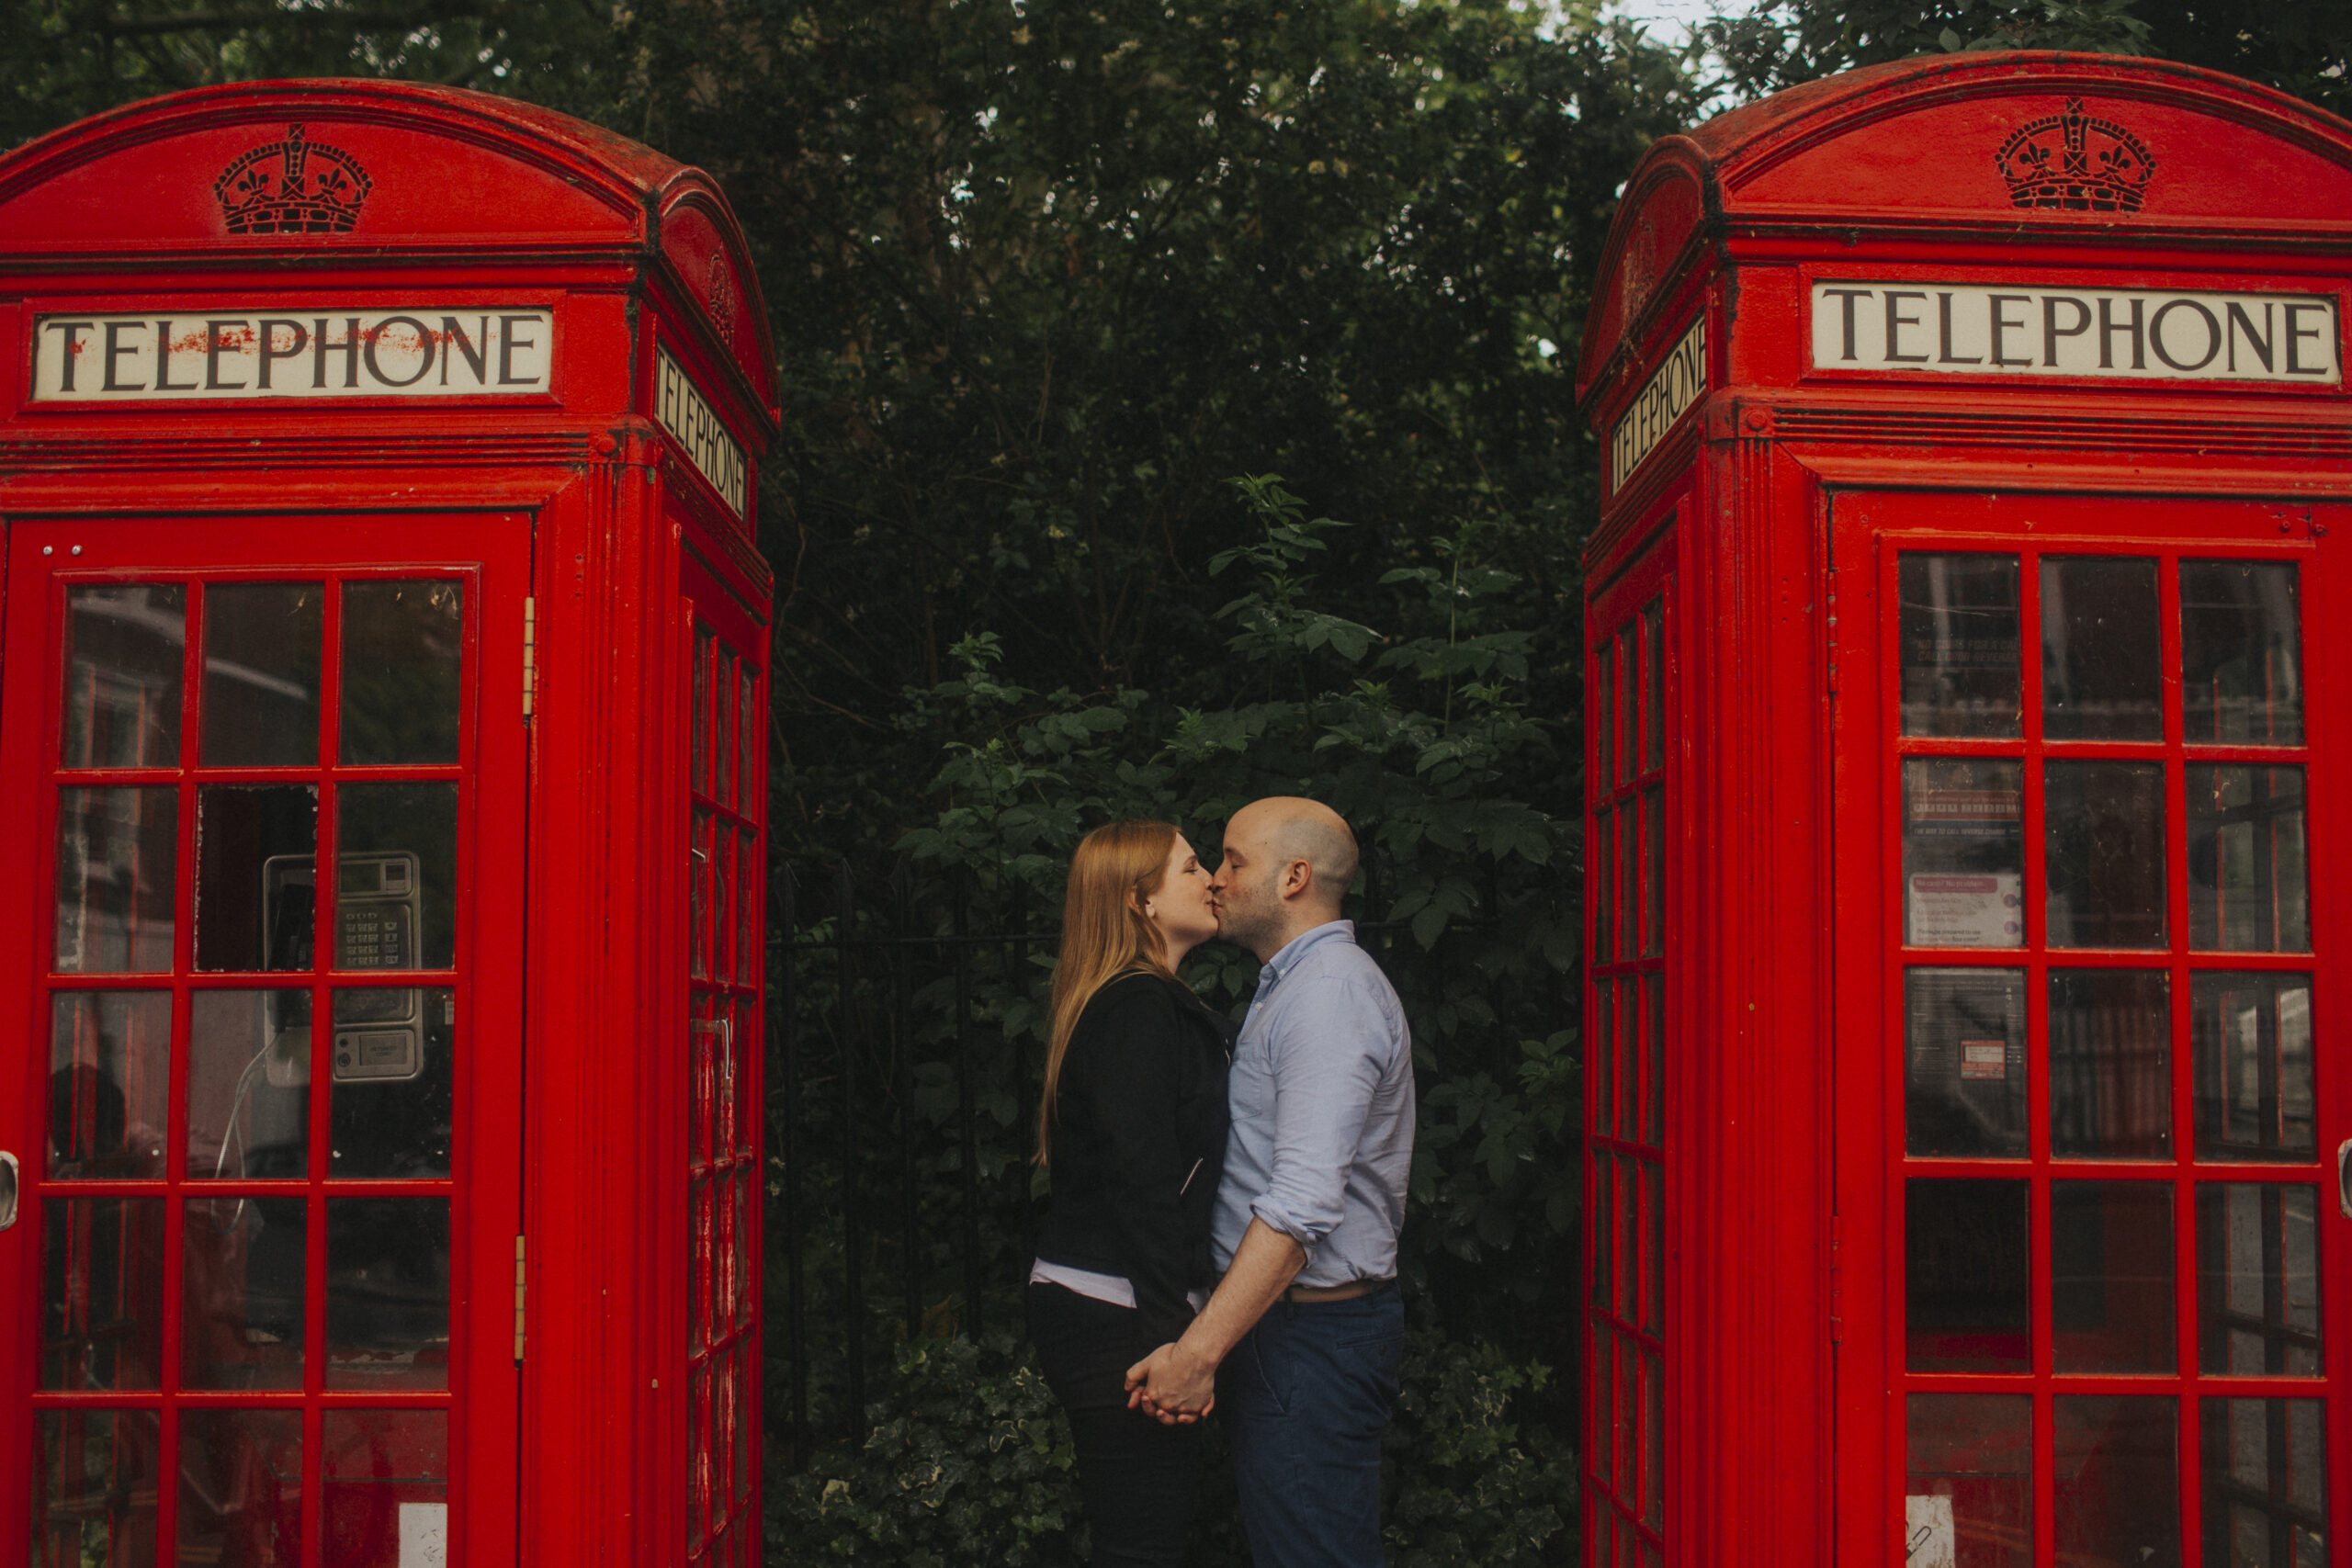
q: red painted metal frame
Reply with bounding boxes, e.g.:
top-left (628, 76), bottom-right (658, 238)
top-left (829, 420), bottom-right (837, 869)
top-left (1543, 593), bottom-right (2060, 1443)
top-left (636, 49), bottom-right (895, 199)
top-left (0, 82), bottom-right (777, 1568)
top-left (1574, 51), bottom-right (2352, 1567)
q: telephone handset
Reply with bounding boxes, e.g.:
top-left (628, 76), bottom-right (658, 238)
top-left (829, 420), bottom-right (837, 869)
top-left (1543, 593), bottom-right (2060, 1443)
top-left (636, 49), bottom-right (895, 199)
top-left (261, 851), bottom-right (427, 1084)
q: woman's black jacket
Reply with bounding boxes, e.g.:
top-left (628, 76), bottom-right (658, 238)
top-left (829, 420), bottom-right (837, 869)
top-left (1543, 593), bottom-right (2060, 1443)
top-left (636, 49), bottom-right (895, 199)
top-left (1031, 969), bottom-right (1235, 1348)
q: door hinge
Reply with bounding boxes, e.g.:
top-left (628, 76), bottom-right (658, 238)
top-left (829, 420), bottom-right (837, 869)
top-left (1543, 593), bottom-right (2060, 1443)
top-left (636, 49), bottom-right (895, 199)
top-left (513, 1234), bottom-right (526, 1364)
top-left (522, 596), bottom-right (537, 722)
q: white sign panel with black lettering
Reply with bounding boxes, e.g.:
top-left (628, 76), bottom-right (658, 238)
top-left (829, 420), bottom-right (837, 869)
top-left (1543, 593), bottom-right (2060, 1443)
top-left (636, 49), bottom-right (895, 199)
top-left (30, 310), bottom-right (553, 400)
top-left (655, 346), bottom-right (747, 521)
top-left (1611, 316), bottom-right (1707, 495)
top-left (1811, 282), bottom-right (2340, 385)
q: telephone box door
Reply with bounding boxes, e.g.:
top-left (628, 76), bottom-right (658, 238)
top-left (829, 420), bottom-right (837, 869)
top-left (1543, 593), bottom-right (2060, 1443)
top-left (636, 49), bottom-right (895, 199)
top-left (0, 513), bottom-right (530, 1567)
top-left (1834, 491), bottom-right (2351, 1564)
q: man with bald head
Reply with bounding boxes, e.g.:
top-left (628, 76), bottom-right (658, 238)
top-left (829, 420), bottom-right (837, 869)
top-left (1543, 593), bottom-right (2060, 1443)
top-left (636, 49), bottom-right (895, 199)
top-left (1125, 796), bottom-right (1414, 1567)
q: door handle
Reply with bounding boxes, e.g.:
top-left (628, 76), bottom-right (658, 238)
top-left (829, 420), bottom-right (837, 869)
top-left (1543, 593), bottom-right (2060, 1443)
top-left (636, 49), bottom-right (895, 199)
top-left (2340, 1139), bottom-right (2352, 1222)
top-left (0, 1151), bottom-right (17, 1231)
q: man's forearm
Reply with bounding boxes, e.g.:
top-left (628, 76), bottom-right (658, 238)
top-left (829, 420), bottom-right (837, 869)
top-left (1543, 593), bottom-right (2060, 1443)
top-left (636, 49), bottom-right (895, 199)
top-left (1181, 1216), bottom-right (1306, 1365)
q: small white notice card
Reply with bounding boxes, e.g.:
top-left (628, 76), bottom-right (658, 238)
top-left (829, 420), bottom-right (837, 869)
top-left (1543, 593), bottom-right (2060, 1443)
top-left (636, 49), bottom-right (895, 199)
top-left (1907, 873), bottom-right (2023, 947)
top-left (399, 1503), bottom-right (447, 1568)
top-left (1905, 1495), bottom-right (1956, 1568)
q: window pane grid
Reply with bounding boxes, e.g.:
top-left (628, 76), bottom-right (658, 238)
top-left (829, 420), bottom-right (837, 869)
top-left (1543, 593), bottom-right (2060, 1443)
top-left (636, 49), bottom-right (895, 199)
top-left (1888, 545), bottom-right (2327, 1562)
top-left (35, 571), bottom-right (472, 1568)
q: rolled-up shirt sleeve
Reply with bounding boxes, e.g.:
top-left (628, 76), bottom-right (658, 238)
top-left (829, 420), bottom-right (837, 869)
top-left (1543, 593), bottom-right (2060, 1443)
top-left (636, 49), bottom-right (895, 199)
top-left (1247, 979), bottom-right (1390, 1266)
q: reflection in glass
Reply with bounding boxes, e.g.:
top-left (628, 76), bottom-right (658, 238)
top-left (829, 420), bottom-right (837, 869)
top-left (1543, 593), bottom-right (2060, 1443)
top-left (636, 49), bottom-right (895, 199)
top-left (200, 581), bottom-right (322, 766)
top-left (1901, 554), bottom-right (2022, 737)
top-left (2188, 766), bottom-right (2309, 952)
top-left (2053, 1397), bottom-right (2177, 1568)
top-left (2192, 974), bottom-right (2315, 1162)
top-left (63, 583), bottom-right (185, 768)
top-left (2051, 1182), bottom-right (2175, 1373)
top-left (2200, 1399), bottom-right (2328, 1568)
top-left (324, 1409), bottom-right (450, 1568)
top-left (182, 1196), bottom-right (305, 1389)
top-left (2049, 970), bottom-right (2170, 1159)
top-left (2045, 761), bottom-right (2166, 949)
top-left (1615, 626), bottom-right (1634, 786)
top-left (1904, 760), bottom-right (2024, 948)
top-left (1907, 1179), bottom-right (2030, 1373)
top-left (339, 784), bottom-right (458, 972)
top-left (332, 988), bottom-right (454, 1178)
top-left (188, 989), bottom-right (310, 1180)
top-left (693, 627), bottom-right (712, 797)
top-left (342, 579), bottom-right (464, 763)
top-left (2198, 1184), bottom-right (2322, 1377)
top-left (1905, 968), bottom-right (2028, 1158)
top-left (35, 1409), bottom-right (160, 1566)
top-left (48, 990), bottom-right (169, 1178)
top-left (179, 1408), bottom-right (302, 1567)
top-left (1643, 600), bottom-right (1664, 772)
top-left (196, 785), bottom-right (318, 972)
top-left (1906, 1394), bottom-right (2030, 1568)
top-left (716, 644), bottom-right (741, 807)
top-left (2041, 557), bottom-right (2162, 740)
top-left (2181, 560), bottom-right (2301, 745)
top-left (40, 1197), bottom-right (164, 1390)
top-left (55, 785), bottom-right (177, 973)
top-left (326, 1198), bottom-right (449, 1389)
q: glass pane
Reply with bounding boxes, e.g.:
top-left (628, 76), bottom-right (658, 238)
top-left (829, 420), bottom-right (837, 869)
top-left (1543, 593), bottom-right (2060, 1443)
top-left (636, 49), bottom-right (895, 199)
top-left (2192, 974), bottom-right (2315, 1161)
top-left (1594, 639), bottom-right (1613, 795)
top-left (716, 645), bottom-right (740, 808)
top-left (1592, 806), bottom-right (1613, 966)
top-left (2051, 1182), bottom-right (2176, 1373)
top-left (693, 628), bottom-right (712, 796)
top-left (2201, 1399), bottom-right (2328, 1568)
top-left (2053, 1396), bottom-right (2178, 1568)
top-left (1616, 1156), bottom-right (1636, 1321)
top-left (188, 989), bottom-right (309, 1179)
top-left (40, 1197), bottom-right (164, 1390)
top-left (690, 1363), bottom-right (713, 1551)
top-left (34, 1408), bottom-right (160, 1567)
top-left (1642, 600), bottom-right (1664, 772)
top-left (1643, 788), bottom-right (1663, 959)
top-left (1616, 807), bottom-right (1634, 962)
top-left (182, 1195), bottom-right (306, 1389)
top-left (1640, 1160), bottom-right (1662, 1335)
top-left (1644, 971), bottom-right (1663, 1148)
top-left (200, 581), bottom-right (322, 766)
top-left (178, 1408), bottom-right (302, 1566)
top-left (1616, 1333), bottom-right (1636, 1496)
top-left (2180, 560), bottom-right (2301, 746)
top-left (2045, 761), bottom-right (2166, 950)
top-left (714, 1167), bottom-right (739, 1339)
top-left (1589, 1149), bottom-right (1612, 1310)
top-left (323, 1409), bottom-right (450, 1568)
top-left (715, 824), bottom-right (737, 986)
top-left (64, 583), bottom-right (186, 768)
top-left (1907, 1179), bottom-right (2030, 1372)
top-left (2041, 557), bottom-right (2161, 740)
top-left (739, 668), bottom-right (761, 818)
top-left (331, 988), bottom-right (454, 1179)
top-left (326, 1197), bottom-right (449, 1389)
top-left (1592, 982), bottom-right (1613, 1152)
top-left (1642, 1350), bottom-right (1662, 1526)
top-left (691, 810), bottom-right (713, 981)
top-left (339, 784), bottom-right (458, 972)
top-left (1615, 626), bottom-right (1634, 786)
top-left (690, 1178), bottom-right (710, 1352)
top-left (1906, 1394), bottom-right (2030, 1568)
top-left (2188, 766), bottom-right (2309, 952)
top-left (1901, 554), bottom-right (2022, 738)
top-left (48, 990), bottom-right (169, 1178)
top-left (739, 836), bottom-right (761, 987)
top-left (1905, 968), bottom-right (2028, 1158)
top-left (2049, 970), bottom-right (2170, 1159)
top-left (196, 784), bottom-right (318, 972)
top-left (2198, 1184), bottom-right (2323, 1377)
top-left (1904, 760), bottom-right (2023, 948)
top-left (1616, 979), bottom-right (1637, 1142)
top-left (341, 580), bottom-right (463, 764)
top-left (55, 785), bottom-right (177, 973)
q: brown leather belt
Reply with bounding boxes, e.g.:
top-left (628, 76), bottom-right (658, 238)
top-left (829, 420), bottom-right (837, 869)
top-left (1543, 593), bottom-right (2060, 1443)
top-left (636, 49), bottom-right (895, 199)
top-left (1283, 1278), bottom-right (1394, 1304)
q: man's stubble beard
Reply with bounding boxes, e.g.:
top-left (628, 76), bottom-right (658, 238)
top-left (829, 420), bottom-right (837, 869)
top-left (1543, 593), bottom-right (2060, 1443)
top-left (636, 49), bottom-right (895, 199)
top-left (1216, 874), bottom-right (1284, 957)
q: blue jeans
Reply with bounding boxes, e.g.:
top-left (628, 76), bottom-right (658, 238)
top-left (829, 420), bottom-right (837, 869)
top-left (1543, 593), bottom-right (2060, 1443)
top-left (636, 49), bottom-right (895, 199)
top-left (1219, 1285), bottom-right (1404, 1568)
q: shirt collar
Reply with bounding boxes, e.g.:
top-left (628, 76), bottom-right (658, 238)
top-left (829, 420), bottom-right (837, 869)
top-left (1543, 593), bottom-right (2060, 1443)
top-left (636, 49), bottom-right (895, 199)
top-left (1256, 919), bottom-right (1355, 993)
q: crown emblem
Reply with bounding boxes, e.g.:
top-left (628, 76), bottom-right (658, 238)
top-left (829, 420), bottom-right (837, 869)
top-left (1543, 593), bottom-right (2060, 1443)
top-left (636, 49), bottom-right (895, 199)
top-left (213, 124), bottom-right (373, 235)
top-left (1995, 98), bottom-right (2155, 213)
top-left (707, 251), bottom-right (737, 346)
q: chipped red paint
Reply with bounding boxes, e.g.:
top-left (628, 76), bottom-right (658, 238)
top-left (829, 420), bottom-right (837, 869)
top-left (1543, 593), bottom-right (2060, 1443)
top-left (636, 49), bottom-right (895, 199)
top-left (0, 82), bottom-right (775, 1568)
top-left (1577, 51), bottom-right (2352, 1568)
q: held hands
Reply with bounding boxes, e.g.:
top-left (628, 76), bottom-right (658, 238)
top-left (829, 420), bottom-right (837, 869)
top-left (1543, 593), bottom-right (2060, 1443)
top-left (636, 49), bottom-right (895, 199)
top-left (1124, 1340), bottom-right (1216, 1426)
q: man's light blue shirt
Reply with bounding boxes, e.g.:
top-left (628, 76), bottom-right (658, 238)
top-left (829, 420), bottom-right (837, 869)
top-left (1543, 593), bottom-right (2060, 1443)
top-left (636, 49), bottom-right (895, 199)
top-left (1211, 919), bottom-right (1415, 1286)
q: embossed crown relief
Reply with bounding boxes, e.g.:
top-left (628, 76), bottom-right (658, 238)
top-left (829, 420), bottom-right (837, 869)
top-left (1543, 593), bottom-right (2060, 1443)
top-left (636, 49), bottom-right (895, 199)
top-left (214, 123), bottom-right (373, 235)
top-left (706, 251), bottom-right (738, 346)
top-left (1995, 97), bottom-right (2156, 213)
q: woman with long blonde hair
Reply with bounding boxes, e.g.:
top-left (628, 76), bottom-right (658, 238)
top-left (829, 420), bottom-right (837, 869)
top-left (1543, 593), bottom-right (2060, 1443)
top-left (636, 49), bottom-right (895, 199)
top-left (1026, 819), bottom-right (1231, 1567)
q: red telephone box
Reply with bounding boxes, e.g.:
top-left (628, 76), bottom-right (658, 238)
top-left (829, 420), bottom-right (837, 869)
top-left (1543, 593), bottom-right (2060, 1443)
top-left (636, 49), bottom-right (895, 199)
top-left (1576, 53), bottom-right (2350, 1566)
top-left (0, 83), bottom-right (775, 1567)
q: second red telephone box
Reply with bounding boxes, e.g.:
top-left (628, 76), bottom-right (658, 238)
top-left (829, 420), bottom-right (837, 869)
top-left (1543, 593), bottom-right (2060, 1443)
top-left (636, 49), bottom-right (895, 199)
top-left (1576, 51), bottom-right (2350, 1567)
